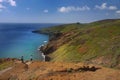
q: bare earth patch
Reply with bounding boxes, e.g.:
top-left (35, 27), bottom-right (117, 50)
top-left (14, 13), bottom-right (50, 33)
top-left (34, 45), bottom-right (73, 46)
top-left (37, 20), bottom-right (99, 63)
top-left (0, 61), bottom-right (120, 80)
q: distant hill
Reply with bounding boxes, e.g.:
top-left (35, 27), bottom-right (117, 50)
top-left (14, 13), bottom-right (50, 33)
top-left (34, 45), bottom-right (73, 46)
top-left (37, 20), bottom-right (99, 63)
top-left (34, 19), bottom-right (120, 69)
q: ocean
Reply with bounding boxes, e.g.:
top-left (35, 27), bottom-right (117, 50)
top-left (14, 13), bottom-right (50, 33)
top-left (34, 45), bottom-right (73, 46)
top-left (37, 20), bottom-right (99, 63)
top-left (0, 23), bottom-right (58, 61)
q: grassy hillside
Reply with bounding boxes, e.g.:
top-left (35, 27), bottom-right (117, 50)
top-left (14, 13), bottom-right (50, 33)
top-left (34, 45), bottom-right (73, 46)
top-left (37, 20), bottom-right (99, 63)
top-left (36, 19), bottom-right (120, 68)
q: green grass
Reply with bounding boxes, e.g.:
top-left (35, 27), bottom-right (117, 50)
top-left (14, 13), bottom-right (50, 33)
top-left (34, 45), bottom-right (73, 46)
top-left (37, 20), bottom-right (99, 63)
top-left (39, 19), bottom-right (120, 68)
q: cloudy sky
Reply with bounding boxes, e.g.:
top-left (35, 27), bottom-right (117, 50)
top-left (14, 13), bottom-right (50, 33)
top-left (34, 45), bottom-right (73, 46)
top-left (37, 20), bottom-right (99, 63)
top-left (0, 0), bottom-right (120, 23)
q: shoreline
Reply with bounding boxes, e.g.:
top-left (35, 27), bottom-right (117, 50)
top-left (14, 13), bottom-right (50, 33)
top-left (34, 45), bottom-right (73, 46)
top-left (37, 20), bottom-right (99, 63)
top-left (37, 43), bottom-right (51, 62)
top-left (33, 29), bottom-right (62, 62)
top-left (37, 45), bottom-right (46, 61)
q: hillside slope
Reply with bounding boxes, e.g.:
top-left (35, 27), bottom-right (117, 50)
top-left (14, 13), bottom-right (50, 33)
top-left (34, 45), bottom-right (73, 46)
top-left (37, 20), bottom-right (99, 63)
top-left (34, 19), bottom-right (120, 68)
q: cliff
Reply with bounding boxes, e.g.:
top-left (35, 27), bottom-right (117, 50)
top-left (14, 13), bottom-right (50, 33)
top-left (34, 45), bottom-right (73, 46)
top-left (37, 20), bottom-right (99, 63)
top-left (33, 19), bottom-right (120, 69)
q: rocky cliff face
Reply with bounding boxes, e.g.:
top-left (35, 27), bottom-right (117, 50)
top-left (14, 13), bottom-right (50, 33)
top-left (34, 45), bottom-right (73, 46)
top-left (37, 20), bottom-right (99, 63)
top-left (40, 32), bottom-right (63, 55)
top-left (33, 19), bottom-right (120, 69)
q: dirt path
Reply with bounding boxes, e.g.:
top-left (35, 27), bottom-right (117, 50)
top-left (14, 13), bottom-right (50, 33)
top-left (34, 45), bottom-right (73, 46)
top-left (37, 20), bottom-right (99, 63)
top-left (0, 67), bottom-right (13, 75)
top-left (0, 61), bottom-right (120, 80)
top-left (0, 60), bottom-right (32, 75)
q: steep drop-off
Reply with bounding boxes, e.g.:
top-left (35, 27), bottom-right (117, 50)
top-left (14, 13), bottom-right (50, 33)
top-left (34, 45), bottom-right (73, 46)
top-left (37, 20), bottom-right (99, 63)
top-left (34, 19), bottom-right (120, 68)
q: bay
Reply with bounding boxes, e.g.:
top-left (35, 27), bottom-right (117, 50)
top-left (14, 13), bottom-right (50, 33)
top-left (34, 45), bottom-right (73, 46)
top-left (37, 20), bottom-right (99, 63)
top-left (0, 23), bottom-right (57, 61)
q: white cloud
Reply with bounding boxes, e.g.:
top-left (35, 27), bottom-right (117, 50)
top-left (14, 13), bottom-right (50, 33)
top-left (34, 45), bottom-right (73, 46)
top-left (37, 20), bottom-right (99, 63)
top-left (116, 10), bottom-right (120, 14)
top-left (109, 6), bottom-right (117, 10)
top-left (58, 6), bottom-right (90, 13)
top-left (43, 9), bottom-right (48, 13)
top-left (0, 0), bottom-right (16, 7)
top-left (95, 3), bottom-right (107, 10)
top-left (0, 0), bottom-right (16, 11)
top-left (95, 3), bottom-right (117, 10)
top-left (0, 0), bottom-right (3, 3)
top-left (0, 4), bottom-right (5, 12)
top-left (8, 0), bottom-right (16, 6)
top-left (58, 7), bottom-right (68, 13)
top-left (0, 4), bottom-right (5, 9)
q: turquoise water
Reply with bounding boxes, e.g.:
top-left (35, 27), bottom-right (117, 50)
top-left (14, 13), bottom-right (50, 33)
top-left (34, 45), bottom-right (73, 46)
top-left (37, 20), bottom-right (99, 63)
top-left (0, 23), bottom-right (57, 60)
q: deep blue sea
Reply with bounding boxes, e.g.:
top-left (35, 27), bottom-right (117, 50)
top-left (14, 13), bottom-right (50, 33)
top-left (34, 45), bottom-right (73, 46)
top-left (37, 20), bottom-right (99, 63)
top-left (0, 23), bottom-right (58, 61)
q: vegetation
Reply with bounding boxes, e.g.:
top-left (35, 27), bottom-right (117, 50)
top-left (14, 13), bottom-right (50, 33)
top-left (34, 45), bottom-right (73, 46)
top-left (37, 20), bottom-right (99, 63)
top-left (0, 59), bottom-right (13, 70)
top-left (36, 19), bottom-right (120, 68)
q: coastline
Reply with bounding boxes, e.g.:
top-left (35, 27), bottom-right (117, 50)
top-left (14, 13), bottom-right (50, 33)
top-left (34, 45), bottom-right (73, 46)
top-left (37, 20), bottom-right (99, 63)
top-left (33, 28), bottom-right (63, 62)
top-left (33, 28), bottom-right (55, 61)
top-left (32, 20), bottom-right (120, 68)
top-left (37, 43), bottom-right (51, 61)
top-left (37, 45), bottom-right (45, 61)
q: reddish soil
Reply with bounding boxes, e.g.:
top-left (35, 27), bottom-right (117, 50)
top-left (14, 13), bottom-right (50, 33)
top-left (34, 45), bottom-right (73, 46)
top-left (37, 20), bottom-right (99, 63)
top-left (0, 61), bottom-right (120, 80)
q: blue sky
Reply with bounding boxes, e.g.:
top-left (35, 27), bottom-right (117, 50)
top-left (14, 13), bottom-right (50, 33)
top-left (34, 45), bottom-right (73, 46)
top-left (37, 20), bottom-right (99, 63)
top-left (0, 0), bottom-right (120, 23)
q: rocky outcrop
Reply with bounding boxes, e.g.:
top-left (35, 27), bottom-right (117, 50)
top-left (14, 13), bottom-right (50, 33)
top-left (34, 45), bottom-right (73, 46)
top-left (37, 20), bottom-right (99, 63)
top-left (40, 31), bottom-right (74, 55)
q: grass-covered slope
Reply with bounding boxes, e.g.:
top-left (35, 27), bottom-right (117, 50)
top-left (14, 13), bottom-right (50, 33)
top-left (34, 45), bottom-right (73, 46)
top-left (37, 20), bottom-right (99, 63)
top-left (36, 19), bottom-right (120, 68)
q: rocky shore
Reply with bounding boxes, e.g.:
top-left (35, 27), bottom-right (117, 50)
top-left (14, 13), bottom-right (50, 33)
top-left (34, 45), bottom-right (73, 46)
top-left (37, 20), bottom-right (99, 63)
top-left (34, 30), bottom-right (63, 61)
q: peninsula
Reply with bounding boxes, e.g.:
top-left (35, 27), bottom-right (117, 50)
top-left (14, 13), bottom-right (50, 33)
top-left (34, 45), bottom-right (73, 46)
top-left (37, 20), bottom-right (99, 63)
top-left (34, 19), bottom-right (120, 68)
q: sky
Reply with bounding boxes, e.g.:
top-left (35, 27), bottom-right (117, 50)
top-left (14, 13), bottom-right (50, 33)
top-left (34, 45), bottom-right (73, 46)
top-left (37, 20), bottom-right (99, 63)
top-left (0, 0), bottom-right (120, 23)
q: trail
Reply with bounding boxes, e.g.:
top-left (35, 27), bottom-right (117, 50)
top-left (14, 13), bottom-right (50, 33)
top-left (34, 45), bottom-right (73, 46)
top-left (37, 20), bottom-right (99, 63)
top-left (0, 60), bottom-right (32, 75)
top-left (0, 67), bottom-right (12, 75)
top-left (0, 61), bottom-right (120, 80)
